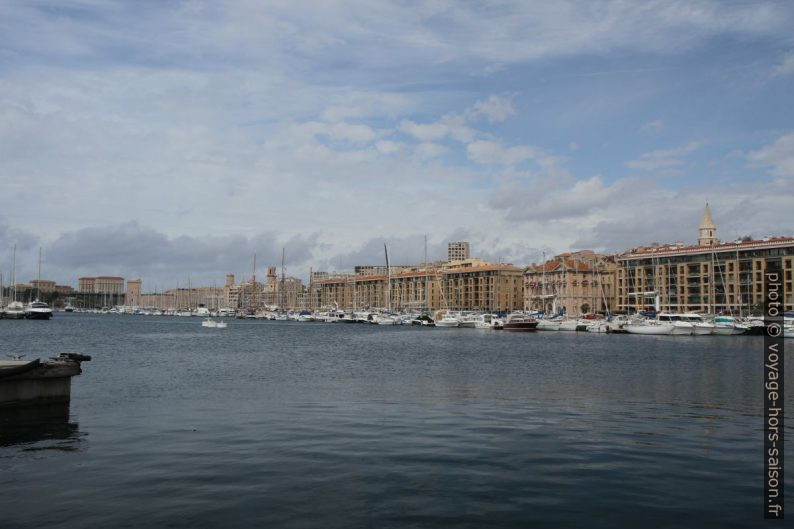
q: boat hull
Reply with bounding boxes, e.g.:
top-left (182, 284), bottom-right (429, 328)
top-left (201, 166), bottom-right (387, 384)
top-left (536, 320), bottom-right (561, 331)
top-left (558, 321), bottom-right (579, 331)
top-left (503, 322), bottom-right (538, 332)
top-left (25, 311), bottom-right (53, 320)
top-left (713, 326), bottom-right (745, 335)
top-left (625, 324), bottom-right (674, 335)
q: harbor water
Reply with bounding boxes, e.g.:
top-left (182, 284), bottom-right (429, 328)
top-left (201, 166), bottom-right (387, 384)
top-left (1, 314), bottom-right (791, 528)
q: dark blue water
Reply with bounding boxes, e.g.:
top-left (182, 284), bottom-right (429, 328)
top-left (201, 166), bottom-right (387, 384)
top-left (0, 314), bottom-right (790, 528)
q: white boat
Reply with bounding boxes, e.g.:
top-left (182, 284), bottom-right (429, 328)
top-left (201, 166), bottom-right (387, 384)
top-left (680, 313), bottom-right (714, 335)
top-left (215, 320), bottom-right (227, 329)
top-left (201, 318), bottom-right (217, 328)
top-left (586, 321), bottom-right (609, 333)
top-left (435, 313), bottom-right (461, 327)
top-left (712, 315), bottom-right (748, 335)
top-left (474, 314), bottom-right (499, 329)
top-left (625, 319), bottom-right (675, 335)
top-left (376, 313), bottom-right (401, 325)
top-left (536, 318), bottom-right (562, 331)
top-left (458, 313), bottom-right (479, 328)
top-left (3, 301), bottom-right (26, 319)
top-left (25, 300), bottom-right (53, 320)
top-left (558, 319), bottom-right (579, 332)
top-left (657, 313), bottom-right (695, 335)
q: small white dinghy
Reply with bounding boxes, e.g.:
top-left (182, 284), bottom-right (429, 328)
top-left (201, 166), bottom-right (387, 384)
top-left (202, 318), bottom-right (226, 328)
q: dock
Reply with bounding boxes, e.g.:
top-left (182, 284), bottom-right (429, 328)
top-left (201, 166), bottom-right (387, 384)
top-left (0, 353), bottom-right (91, 408)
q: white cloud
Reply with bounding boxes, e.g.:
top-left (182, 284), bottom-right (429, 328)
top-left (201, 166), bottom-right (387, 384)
top-left (398, 120), bottom-right (450, 142)
top-left (772, 52), bottom-right (794, 77)
top-left (748, 132), bottom-right (794, 178)
top-left (468, 95), bottom-right (516, 123)
top-left (625, 141), bottom-right (702, 171)
top-left (415, 142), bottom-right (447, 159)
top-left (640, 119), bottom-right (664, 131)
top-left (467, 140), bottom-right (539, 166)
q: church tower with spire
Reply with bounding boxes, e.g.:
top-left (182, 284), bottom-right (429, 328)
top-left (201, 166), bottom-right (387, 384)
top-left (697, 203), bottom-right (716, 246)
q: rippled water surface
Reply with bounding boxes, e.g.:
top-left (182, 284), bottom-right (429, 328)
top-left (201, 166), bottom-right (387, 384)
top-left (1, 314), bottom-right (791, 528)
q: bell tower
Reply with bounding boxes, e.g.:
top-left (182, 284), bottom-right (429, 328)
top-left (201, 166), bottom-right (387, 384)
top-left (697, 203), bottom-right (716, 246)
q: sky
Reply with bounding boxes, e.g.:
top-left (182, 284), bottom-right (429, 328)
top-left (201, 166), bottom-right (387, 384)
top-left (1, 0), bottom-right (793, 289)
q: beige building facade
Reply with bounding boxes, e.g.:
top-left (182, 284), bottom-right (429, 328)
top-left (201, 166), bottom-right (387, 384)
top-left (616, 205), bottom-right (794, 313)
top-left (524, 251), bottom-right (617, 316)
top-left (314, 263), bottom-right (524, 312)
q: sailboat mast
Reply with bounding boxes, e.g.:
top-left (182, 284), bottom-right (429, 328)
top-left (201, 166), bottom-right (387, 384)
top-left (281, 247), bottom-right (285, 310)
top-left (384, 243), bottom-right (391, 312)
top-left (37, 247), bottom-right (42, 301)
top-left (252, 252), bottom-right (257, 310)
top-left (424, 235), bottom-right (428, 310)
top-left (12, 244), bottom-right (16, 303)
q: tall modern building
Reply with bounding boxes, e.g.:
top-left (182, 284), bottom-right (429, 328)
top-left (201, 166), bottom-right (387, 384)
top-left (616, 204), bottom-right (794, 313)
top-left (448, 241), bottom-right (470, 261)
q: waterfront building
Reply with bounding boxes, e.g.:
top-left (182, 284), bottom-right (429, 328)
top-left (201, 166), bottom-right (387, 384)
top-left (126, 279), bottom-right (142, 307)
top-left (523, 251), bottom-right (617, 315)
top-left (448, 241), bottom-right (470, 261)
top-left (78, 276), bottom-right (125, 294)
top-left (78, 277), bottom-right (95, 293)
top-left (616, 205), bottom-right (794, 313)
top-left (30, 279), bottom-right (57, 292)
top-left (315, 262), bottom-right (524, 312)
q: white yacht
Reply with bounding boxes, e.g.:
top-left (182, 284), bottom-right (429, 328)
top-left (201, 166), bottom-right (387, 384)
top-left (657, 313), bottom-right (695, 335)
top-left (25, 300), bottom-right (53, 320)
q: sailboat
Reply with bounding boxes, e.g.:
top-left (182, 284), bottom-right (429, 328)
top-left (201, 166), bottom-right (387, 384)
top-left (24, 248), bottom-right (53, 320)
top-left (377, 243), bottom-right (400, 325)
top-left (3, 245), bottom-right (25, 319)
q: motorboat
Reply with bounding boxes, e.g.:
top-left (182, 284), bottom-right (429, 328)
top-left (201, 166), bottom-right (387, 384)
top-left (474, 314), bottom-right (499, 329)
top-left (712, 315), bottom-right (748, 335)
top-left (201, 318), bottom-right (217, 328)
top-left (657, 313), bottom-right (695, 335)
top-left (434, 313), bottom-right (461, 327)
top-left (502, 313), bottom-right (538, 332)
top-left (680, 313), bottom-right (714, 335)
top-left (458, 313), bottom-right (479, 328)
top-left (376, 313), bottom-right (401, 325)
top-left (24, 300), bottom-right (53, 320)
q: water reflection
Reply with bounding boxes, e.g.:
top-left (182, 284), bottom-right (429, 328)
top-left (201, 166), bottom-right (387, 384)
top-left (0, 403), bottom-right (84, 451)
